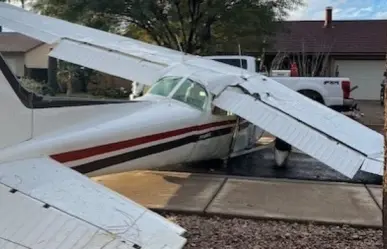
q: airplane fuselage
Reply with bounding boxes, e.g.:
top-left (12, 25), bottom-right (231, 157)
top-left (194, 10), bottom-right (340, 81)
top-left (0, 65), bottom-right (258, 176)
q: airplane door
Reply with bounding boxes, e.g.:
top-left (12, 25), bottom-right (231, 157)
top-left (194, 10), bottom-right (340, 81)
top-left (170, 78), bottom-right (236, 163)
top-left (188, 109), bottom-right (236, 162)
top-left (169, 77), bottom-right (256, 164)
top-left (231, 121), bottom-right (263, 152)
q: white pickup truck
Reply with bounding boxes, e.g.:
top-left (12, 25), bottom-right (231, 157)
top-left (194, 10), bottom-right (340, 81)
top-left (204, 55), bottom-right (359, 115)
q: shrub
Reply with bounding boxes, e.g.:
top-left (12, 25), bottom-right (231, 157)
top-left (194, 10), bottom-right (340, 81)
top-left (89, 86), bottom-right (130, 99)
top-left (19, 77), bottom-right (55, 96)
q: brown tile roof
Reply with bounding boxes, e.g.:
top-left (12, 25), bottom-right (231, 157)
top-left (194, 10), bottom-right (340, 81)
top-left (266, 20), bottom-right (387, 55)
top-left (0, 32), bottom-right (43, 52)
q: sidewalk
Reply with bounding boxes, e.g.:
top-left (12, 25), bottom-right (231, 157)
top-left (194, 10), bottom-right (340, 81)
top-left (92, 170), bottom-right (382, 228)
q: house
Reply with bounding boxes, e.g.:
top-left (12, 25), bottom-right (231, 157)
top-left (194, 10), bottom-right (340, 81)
top-left (0, 31), bottom-right (50, 80)
top-left (265, 6), bottom-right (387, 100)
top-left (0, 30), bottom-right (132, 93)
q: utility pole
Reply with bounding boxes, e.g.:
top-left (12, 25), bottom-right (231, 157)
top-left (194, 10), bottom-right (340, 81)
top-left (383, 51), bottom-right (387, 249)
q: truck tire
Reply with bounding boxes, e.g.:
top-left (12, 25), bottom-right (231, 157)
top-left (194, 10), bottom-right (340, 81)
top-left (298, 90), bottom-right (324, 104)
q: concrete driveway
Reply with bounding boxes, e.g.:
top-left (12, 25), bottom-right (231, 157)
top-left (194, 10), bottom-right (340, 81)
top-left (357, 100), bottom-right (383, 128)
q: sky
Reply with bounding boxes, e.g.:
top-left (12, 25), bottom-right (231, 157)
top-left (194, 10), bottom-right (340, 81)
top-left (288, 0), bottom-right (387, 20)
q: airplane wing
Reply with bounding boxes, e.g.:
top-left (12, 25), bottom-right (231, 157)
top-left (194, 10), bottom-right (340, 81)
top-left (153, 58), bottom-right (384, 178)
top-left (0, 3), bottom-right (196, 85)
top-left (0, 157), bottom-right (187, 249)
top-left (209, 73), bottom-right (383, 178)
top-left (0, 3), bottom-right (382, 178)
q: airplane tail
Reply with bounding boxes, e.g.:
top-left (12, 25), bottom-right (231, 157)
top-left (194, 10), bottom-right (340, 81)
top-left (0, 53), bottom-right (34, 150)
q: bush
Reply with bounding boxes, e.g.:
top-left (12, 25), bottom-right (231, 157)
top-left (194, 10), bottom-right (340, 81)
top-left (19, 77), bottom-right (55, 96)
top-left (89, 86), bottom-right (130, 99)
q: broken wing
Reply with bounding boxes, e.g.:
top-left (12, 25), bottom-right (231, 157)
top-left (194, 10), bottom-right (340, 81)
top-left (212, 75), bottom-right (383, 178)
top-left (0, 157), bottom-right (187, 249)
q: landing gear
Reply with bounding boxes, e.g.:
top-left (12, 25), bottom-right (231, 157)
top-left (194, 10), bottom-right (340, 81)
top-left (274, 138), bottom-right (291, 168)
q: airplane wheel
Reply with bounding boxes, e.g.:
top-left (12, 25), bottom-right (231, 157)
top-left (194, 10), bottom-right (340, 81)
top-left (273, 149), bottom-right (290, 168)
top-left (273, 138), bottom-right (291, 168)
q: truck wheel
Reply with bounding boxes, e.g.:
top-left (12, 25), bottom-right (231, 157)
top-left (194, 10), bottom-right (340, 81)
top-left (298, 90), bottom-right (324, 104)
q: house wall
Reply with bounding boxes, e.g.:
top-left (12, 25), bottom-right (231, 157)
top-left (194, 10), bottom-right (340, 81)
top-left (25, 43), bottom-right (51, 69)
top-left (2, 52), bottom-right (25, 77)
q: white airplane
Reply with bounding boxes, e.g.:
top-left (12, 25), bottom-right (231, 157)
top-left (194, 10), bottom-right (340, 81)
top-left (0, 3), bottom-right (383, 249)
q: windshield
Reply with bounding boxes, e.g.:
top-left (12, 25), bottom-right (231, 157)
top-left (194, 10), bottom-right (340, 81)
top-left (171, 78), bottom-right (208, 110)
top-left (147, 76), bottom-right (182, 97)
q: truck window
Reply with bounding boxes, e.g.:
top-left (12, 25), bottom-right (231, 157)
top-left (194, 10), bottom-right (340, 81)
top-left (212, 58), bottom-right (247, 69)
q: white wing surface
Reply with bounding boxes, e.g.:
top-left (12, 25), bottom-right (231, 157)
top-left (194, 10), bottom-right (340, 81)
top-left (0, 3), bottom-right (194, 85)
top-left (0, 3), bottom-right (382, 178)
top-left (164, 59), bottom-right (384, 178)
top-left (0, 157), bottom-right (187, 249)
top-left (210, 74), bottom-right (383, 178)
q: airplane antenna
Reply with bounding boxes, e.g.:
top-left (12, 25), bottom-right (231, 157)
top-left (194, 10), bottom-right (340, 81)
top-left (175, 34), bottom-right (185, 63)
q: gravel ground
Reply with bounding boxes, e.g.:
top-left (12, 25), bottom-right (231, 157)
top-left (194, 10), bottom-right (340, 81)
top-left (163, 213), bottom-right (382, 249)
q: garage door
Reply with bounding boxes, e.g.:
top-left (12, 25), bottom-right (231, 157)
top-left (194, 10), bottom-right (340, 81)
top-left (335, 60), bottom-right (385, 100)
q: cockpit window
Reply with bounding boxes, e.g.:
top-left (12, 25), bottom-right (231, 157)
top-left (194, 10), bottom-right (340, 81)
top-left (148, 76), bottom-right (182, 97)
top-left (172, 78), bottom-right (208, 110)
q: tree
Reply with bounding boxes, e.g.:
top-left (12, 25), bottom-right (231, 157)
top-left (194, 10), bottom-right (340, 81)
top-left (0, 0), bottom-right (25, 8)
top-left (32, 0), bottom-right (304, 54)
top-left (270, 40), bottom-right (336, 77)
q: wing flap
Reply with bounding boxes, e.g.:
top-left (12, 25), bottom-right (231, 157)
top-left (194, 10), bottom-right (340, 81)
top-left (49, 39), bottom-right (166, 85)
top-left (361, 156), bottom-right (384, 175)
top-left (213, 88), bottom-right (381, 178)
top-left (0, 157), bottom-right (187, 249)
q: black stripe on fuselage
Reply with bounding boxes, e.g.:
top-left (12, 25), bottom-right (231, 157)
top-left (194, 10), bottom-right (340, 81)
top-left (72, 126), bottom-right (233, 174)
top-left (0, 53), bottom-right (138, 108)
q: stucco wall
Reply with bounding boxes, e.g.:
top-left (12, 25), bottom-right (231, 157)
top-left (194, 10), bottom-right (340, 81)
top-left (3, 52), bottom-right (25, 77)
top-left (25, 43), bottom-right (51, 69)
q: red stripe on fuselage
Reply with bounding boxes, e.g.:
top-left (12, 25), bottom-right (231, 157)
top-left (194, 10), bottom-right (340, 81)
top-left (51, 120), bottom-right (236, 163)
